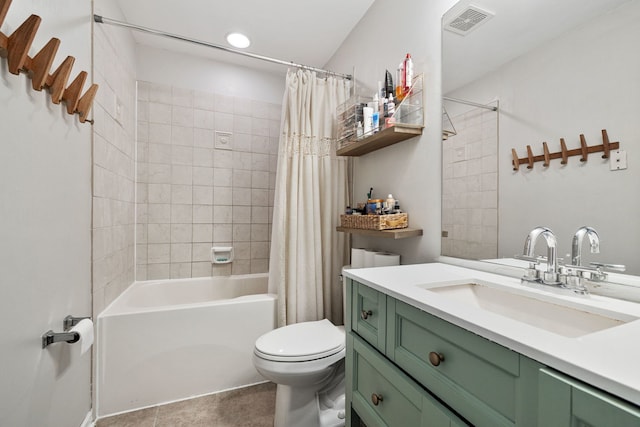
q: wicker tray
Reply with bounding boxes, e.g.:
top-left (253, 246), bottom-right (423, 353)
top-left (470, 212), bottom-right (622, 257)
top-left (340, 213), bottom-right (408, 230)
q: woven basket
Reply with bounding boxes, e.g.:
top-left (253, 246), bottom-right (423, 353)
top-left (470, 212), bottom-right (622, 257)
top-left (340, 213), bottom-right (408, 230)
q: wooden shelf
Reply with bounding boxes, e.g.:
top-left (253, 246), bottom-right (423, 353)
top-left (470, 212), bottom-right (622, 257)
top-left (336, 124), bottom-right (423, 156)
top-left (336, 227), bottom-right (423, 239)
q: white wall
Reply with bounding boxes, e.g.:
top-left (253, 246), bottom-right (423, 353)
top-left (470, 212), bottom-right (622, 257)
top-left (325, 0), bottom-right (459, 264)
top-left (448, 1), bottom-right (640, 273)
top-left (136, 45), bottom-right (285, 104)
top-left (0, 1), bottom-right (92, 426)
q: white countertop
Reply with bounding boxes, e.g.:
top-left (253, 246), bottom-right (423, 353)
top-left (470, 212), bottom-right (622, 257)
top-left (343, 262), bottom-right (640, 406)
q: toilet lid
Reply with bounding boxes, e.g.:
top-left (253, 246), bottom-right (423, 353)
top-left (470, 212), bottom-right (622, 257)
top-left (255, 319), bottom-right (345, 361)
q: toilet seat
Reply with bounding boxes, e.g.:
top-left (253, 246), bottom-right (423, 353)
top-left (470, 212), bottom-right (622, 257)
top-left (254, 319), bottom-right (345, 362)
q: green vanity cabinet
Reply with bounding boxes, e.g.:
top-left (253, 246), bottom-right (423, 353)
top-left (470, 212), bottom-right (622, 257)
top-left (351, 279), bottom-right (387, 353)
top-left (538, 368), bottom-right (640, 427)
top-left (348, 332), bottom-right (467, 427)
top-left (387, 298), bottom-right (542, 427)
top-left (345, 279), bottom-right (640, 427)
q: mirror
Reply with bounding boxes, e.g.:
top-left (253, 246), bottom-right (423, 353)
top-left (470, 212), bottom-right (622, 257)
top-left (441, 0), bottom-right (640, 277)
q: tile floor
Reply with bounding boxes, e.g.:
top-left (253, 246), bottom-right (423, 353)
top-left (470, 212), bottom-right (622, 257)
top-left (96, 382), bottom-right (276, 427)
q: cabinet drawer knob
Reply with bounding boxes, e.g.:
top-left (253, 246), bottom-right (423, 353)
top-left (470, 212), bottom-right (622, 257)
top-left (428, 351), bottom-right (445, 366)
top-left (361, 309), bottom-right (373, 320)
top-left (371, 393), bottom-right (383, 406)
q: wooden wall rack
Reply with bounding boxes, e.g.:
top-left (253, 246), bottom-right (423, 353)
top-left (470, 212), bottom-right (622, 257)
top-left (0, 0), bottom-right (98, 123)
top-left (511, 129), bottom-right (620, 171)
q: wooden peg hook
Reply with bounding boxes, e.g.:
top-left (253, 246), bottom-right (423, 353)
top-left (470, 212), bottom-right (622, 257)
top-left (542, 142), bottom-right (550, 167)
top-left (601, 129), bottom-right (611, 159)
top-left (579, 134), bottom-right (588, 162)
top-left (0, 0), bottom-right (12, 53)
top-left (526, 145), bottom-right (535, 169)
top-left (6, 14), bottom-right (41, 75)
top-left (560, 138), bottom-right (568, 165)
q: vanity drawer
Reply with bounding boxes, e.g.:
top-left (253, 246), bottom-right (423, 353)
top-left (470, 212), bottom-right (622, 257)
top-left (351, 281), bottom-right (386, 353)
top-left (387, 299), bottom-right (541, 427)
top-left (349, 332), bottom-right (468, 427)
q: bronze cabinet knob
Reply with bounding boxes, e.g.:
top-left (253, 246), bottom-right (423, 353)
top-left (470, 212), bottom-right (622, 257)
top-left (371, 393), bottom-right (383, 406)
top-left (361, 309), bottom-right (373, 320)
top-left (428, 351), bottom-right (445, 366)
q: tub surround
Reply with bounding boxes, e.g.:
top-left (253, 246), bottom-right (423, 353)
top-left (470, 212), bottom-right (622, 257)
top-left (343, 262), bottom-right (640, 406)
top-left (96, 274), bottom-right (275, 417)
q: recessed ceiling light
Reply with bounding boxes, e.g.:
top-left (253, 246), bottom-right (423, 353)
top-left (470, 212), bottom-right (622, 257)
top-left (226, 32), bottom-right (251, 49)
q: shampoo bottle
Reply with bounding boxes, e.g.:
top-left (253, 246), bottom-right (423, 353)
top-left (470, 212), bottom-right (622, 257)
top-left (402, 53), bottom-right (414, 96)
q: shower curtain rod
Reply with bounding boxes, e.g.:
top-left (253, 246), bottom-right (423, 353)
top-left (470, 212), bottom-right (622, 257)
top-left (443, 96), bottom-right (498, 111)
top-left (93, 15), bottom-right (353, 80)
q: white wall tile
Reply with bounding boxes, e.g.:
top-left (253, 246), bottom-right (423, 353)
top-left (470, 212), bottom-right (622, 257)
top-left (193, 205), bottom-right (213, 223)
top-left (194, 128), bottom-right (214, 148)
top-left (193, 148), bottom-right (213, 167)
top-left (172, 126), bottom-right (194, 147)
top-left (172, 87), bottom-right (193, 107)
top-left (213, 224), bottom-right (232, 242)
top-left (193, 224), bottom-right (213, 242)
top-left (213, 206), bottom-right (233, 224)
top-left (148, 223), bottom-right (171, 243)
top-left (172, 106), bottom-right (194, 127)
top-left (136, 84), bottom-right (278, 280)
top-left (171, 204), bottom-right (193, 223)
top-left (213, 187), bottom-right (233, 205)
top-left (148, 244), bottom-right (170, 263)
top-left (171, 262), bottom-right (192, 279)
top-left (194, 109), bottom-right (215, 129)
top-left (172, 185), bottom-right (193, 204)
top-left (171, 243), bottom-right (192, 263)
top-left (193, 186), bottom-right (213, 205)
top-left (193, 166), bottom-right (214, 185)
top-left (171, 165), bottom-right (193, 185)
top-left (171, 224), bottom-right (192, 243)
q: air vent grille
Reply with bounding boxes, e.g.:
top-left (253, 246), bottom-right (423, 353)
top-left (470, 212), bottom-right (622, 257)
top-left (445, 5), bottom-right (494, 36)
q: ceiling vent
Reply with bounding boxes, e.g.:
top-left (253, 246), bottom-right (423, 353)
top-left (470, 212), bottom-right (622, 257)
top-left (444, 5), bottom-right (494, 36)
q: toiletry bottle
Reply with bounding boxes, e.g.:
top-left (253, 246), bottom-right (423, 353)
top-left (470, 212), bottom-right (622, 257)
top-left (383, 96), bottom-right (389, 119)
top-left (402, 53), bottom-right (414, 97)
top-left (356, 121), bottom-right (363, 139)
top-left (372, 111), bottom-right (379, 133)
top-left (387, 95), bottom-right (395, 118)
top-left (362, 107), bottom-right (373, 135)
top-left (386, 194), bottom-right (395, 212)
top-left (369, 93), bottom-right (378, 111)
top-left (385, 70), bottom-right (394, 100)
top-left (396, 63), bottom-right (404, 101)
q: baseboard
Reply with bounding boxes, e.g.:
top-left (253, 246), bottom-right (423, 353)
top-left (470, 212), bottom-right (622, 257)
top-left (80, 411), bottom-right (94, 427)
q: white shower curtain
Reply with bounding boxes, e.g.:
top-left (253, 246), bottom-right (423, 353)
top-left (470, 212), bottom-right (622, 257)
top-left (269, 69), bottom-right (350, 327)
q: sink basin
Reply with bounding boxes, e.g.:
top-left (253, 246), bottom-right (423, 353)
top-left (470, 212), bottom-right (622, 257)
top-left (422, 282), bottom-right (633, 338)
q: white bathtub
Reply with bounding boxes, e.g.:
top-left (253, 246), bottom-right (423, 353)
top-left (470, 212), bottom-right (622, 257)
top-left (96, 274), bottom-right (276, 417)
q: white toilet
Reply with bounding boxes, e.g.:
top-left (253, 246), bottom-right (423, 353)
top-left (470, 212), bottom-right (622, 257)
top-left (252, 273), bottom-right (348, 427)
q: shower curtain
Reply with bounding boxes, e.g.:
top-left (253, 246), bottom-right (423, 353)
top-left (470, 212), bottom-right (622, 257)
top-left (269, 69), bottom-right (350, 327)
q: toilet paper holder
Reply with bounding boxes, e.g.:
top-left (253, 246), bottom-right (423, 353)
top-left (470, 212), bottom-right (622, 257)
top-left (42, 315), bottom-right (91, 349)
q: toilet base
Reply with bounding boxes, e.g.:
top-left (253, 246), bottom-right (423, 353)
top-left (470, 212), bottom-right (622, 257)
top-left (273, 361), bottom-right (345, 427)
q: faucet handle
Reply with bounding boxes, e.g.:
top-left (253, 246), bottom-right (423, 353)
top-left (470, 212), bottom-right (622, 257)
top-left (589, 262), bottom-right (626, 272)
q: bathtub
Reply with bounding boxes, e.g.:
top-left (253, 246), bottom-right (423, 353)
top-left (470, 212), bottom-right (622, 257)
top-left (96, 273), bottom-right (276, 417)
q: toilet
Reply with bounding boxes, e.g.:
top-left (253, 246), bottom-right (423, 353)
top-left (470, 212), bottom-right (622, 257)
top-left (252, 271), bottom-right (349, 427)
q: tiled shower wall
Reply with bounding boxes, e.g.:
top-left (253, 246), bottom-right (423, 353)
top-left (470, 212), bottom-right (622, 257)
top-left (441, 105), bottom-right (498, 260)
top-left (136, 82), bottom-right (281, 280)
top-left (92, 17), bottom-right (137, 313)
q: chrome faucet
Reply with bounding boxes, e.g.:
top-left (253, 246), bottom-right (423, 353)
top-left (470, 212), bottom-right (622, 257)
top-left (521, 226), bottom-right (560, 285)
top-left (571, 226), bottom-right (600, 266)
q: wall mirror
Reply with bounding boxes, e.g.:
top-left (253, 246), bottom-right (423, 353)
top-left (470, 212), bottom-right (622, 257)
top-left (441, 0), bottom-right (640, 279)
